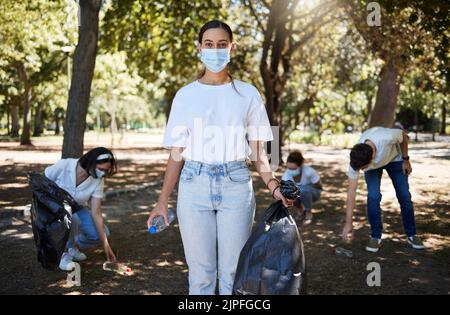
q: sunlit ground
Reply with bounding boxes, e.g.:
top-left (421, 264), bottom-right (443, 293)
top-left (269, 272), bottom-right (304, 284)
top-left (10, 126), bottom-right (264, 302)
top-left (0, 131), bottom-right (449, 294)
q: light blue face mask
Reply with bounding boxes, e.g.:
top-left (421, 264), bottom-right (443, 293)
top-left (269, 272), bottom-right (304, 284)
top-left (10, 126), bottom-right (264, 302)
top-left (286, 168), bottom-right (301, 177)
top-left (199, 48), bottom-right (231, 73)
top-left (95, 169), bottom-right (105, 179)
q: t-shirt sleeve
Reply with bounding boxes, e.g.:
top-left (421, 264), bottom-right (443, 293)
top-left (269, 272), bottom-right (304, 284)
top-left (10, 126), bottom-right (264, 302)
top-left (162, 93), bottom-right (189, 149)
top-left (92, 179), bottom-right (104, 199)
top-left (44, 159), bottom-right (66, 181)
top-left (307, 167), bottom-right (320, 184)
top-left (348, 164), bottom-right (359, 180)
top-left (246, 89), bottom-right (274, 142)
top-left (389, 128), bottom-right (403, 144)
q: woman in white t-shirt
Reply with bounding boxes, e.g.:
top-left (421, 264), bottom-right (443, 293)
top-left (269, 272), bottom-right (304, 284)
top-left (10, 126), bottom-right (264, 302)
top-left (147, 20), bottom-right (293, 295)
top-left (282, 151), bottom-right (322, 225)
top-left (45, 147), bottom-right (118, 271)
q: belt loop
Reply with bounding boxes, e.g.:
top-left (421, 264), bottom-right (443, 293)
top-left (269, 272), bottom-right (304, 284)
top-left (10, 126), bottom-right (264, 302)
top-left (224, 162), bottom-right (229, 176)
top-left (196, 162), bottom-right (202, 175)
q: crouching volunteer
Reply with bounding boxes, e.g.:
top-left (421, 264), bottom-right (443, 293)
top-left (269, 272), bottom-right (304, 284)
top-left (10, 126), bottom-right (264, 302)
top-left (44, 147), bottom-right (118, 270)
top-left (282, 150), bottom-right (322, 225)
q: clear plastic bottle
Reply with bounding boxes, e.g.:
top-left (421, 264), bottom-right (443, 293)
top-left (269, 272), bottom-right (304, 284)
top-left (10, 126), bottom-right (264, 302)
top-left (148, 208), bottom-right (176, 234)
top-left (334, 246), bottom-right (353, 258)
top-left (103, 262), bottom-right (133, 275)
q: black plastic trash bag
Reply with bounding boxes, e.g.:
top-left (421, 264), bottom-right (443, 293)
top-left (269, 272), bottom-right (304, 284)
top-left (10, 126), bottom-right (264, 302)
top-left (28, 172), bottom-right (81, 270)
top-left (233, 180), bottom-right (306, 295)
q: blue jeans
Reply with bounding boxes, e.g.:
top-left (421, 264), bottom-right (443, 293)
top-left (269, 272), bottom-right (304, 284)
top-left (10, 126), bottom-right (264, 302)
top-left (294, 184), bottom-right (321, 212)
top-left (364, 161), bottom-right (417, 239)
top-left (67, 208), bottom-right (110, 250)
top-left (177, 160), bottom-right (256, 295)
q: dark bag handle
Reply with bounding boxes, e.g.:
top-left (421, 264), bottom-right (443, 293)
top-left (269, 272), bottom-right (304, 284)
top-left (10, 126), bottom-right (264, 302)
top-left (28, 172), bottom-right (82, 214)
top-left (263, 180), bottom-right (300, 227)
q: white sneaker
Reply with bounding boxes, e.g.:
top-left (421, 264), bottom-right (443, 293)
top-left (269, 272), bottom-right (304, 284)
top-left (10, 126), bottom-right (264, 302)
top-left (407, 235), bottom-right (426, 250)
top-left (68, 247), bottom-right (87, 262)
top-left (365, 238), bottom-right (382, 253)
top-left (59, 252), bottom-right (75, 271)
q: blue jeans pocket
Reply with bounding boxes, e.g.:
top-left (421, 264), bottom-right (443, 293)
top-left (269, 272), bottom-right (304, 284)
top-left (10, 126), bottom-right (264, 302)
top-left (228, 167), bottom-right (251, 183)
top-left (180, 168), bottom-right (195, 182)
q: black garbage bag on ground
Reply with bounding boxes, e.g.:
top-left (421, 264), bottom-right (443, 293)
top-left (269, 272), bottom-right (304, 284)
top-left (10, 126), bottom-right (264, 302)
top-left (233, 180), bottom-right (306, 295)
top-left (27, 172), bottom-right (81, 270)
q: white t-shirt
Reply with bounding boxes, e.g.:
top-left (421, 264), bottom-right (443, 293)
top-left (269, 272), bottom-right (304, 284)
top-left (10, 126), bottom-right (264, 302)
top-left (44, 158), bottom-right (104, 206)
top-left (162, 80), bottom-right (274, 163)
top-left (348, 127), bottom-right (403, 179)
top-left (282, 165), bottom-right (320, 186)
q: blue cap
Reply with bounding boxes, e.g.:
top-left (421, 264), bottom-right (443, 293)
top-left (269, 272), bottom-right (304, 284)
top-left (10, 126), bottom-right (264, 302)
top-left (149, 226), bottom-right (157, 234)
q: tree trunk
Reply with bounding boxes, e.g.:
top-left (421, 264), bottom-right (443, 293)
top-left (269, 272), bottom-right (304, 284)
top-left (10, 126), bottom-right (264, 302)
top-left (17, 63), bottom-right (32, 145)
top-left (164, 89), bottom-right (177, 123)
top-left (369, 60), bottom-right (401, 128)
top-left (54, 108), bottom-right (64, 135)
top-left (110, 109), bottom-right (117, 147)
top-left (257, 0), bottom-right (290, 166)
top-left (62, 0), bottom-right (101, 158)
top-left (431, 100), bottom-right (435, 142)
top-left (414, 107), bottom-right (418, 141)
top-left (365, 92), bottom-right (373, 124)
top-left (10, 103), bottom-right (20, 137)
top-left (6, 103), bottom-right (10, 136)
top-left (440, 100), bottom-right (447, 135)
top-left (264, 92), bottom-right (283, 166)
top-left (33, 102), bottom-right (44, 137)
top-left (55, 119), bottom-right (61, 135)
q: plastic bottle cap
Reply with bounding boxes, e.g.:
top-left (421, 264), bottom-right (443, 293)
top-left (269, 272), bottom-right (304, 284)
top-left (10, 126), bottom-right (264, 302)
top-left (149, 226), bottom-right (157, 234)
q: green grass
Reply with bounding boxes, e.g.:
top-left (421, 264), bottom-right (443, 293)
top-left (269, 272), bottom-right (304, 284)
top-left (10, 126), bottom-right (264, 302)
top-left (0, 128), bottom-right (167, 145)
top-left (288, 130), bottom-right (360, 149)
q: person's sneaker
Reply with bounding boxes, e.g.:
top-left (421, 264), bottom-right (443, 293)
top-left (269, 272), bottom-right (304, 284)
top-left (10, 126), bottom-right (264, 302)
top-left (59, 252), bottom-right (75, 271)
top-left (407, 235), bottom-right (426, 250)
top-left (302, 212), bottom-right (313, 226)
top-left (366, 238), bottom-right (382, 253)
top-left (68, 247), bottom-right (87, 261)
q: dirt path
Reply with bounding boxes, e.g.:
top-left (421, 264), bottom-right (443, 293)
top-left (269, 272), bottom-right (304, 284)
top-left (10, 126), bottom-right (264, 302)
top-left (0, 140), bottom-right (449, 294)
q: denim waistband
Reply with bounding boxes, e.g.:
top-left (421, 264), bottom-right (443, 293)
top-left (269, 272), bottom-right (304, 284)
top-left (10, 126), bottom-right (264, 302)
top-left (183, 160), bottom-right (249, 176)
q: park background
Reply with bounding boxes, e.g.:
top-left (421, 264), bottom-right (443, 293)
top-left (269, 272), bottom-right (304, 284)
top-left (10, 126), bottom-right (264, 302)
top-left (0, 0), bottom-right (449, 294)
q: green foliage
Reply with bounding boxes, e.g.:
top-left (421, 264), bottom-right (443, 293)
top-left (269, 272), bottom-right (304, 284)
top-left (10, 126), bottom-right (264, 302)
top-left (289, 130), bottom-right (359, 148)
top-left (101, 0), bottom-right (227, 103)
top-left (89, 52), bottom-right (162, 130)
top-left (0, 0), bottom-right (77, 136)
top-left (0, 0), bottom-right (448, 140)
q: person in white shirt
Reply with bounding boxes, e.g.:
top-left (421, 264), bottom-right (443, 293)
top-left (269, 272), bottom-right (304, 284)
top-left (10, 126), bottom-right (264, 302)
top-left (45, 147), bottom-right (118, 271)
top-left (147, 20), bottom-right (293, 295)
top-left (282, 151), bottom-right (322, 225)
top-left (341, 127), bottom-right (425, 252)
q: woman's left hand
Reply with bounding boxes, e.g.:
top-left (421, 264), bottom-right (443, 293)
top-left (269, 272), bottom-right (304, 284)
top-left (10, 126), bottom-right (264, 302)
top-left (104, 243), bottom-right (117, 262)
top-left (272, 187), bottom-right (294, 208)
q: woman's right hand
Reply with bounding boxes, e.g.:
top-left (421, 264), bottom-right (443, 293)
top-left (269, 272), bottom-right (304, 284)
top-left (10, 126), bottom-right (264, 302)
top-left (147, 200), bottom-right (169, 229)
top-left (341, 221), bottom-right (354, 242)
top-left (104, 243), bottom-right (117, 262)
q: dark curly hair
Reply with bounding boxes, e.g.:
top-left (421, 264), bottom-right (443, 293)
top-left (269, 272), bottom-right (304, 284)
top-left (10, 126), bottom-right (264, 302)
top-left (286, 151), bottom-right (305, 166)
top-left (350, 143), bottom-right (373, 170)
